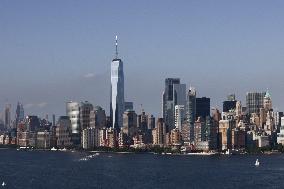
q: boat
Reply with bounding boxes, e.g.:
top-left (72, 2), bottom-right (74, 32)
top-left (255, 159), bottom-right (260, 166)
top-left (2, 181), bottom-right (6, 187)
top-left (95, 153), bottom-right (100, 156)
top-left (59, 148), bottom-right (67, 152)
top-left (225, 149), bottom-right (232, 155)
top-left (50, 147), bottom-right (57, 151)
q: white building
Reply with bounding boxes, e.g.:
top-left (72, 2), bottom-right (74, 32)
top-left (277, 117), bottom-right (284, 145)
top-left (66, 101), bottom-right (80, 134)
top-left (175, 105), bottom-right (185, 132)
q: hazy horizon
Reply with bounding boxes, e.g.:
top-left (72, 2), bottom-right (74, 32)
top-left (1, 0), bottom-right (284, 119)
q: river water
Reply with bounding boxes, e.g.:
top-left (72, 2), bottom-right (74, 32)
top-left (0, 149), bottom-right (283, 189)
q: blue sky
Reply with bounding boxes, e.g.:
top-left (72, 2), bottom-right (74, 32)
top-left (0, 0), bottom-right (284, 118)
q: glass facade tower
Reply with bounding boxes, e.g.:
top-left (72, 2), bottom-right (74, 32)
top-left (110, 36), bottom-right (125, 129)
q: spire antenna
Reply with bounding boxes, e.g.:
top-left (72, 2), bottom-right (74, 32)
top-left (115, 35), bottom-right (118, 59)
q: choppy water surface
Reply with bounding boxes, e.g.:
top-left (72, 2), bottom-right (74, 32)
top-left (0, 149), bottom-right (283, 189)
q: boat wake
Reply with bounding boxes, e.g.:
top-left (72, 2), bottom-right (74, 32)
top-left (78, 153), bottom-right (100, 162)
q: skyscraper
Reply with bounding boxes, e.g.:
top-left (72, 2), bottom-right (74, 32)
top-left (122, 109), bottom-right (137, 138)
top-left (223, 94), bottom-right (237, 113)
top-left (4, 104), bottom-right (11, 130)
top-left (173, 83), bottom-right (186, 107)
top-left (196, 97), bottom-right (210, 120)
top-left (80, 101), bottom-right (93, 130)
top-left (124, 102), bottom-right (133, 111)
top-left (15, 102), bottom-right (24, 126)
top-left (66, 101), bottom-right (80, 145)
top-left (66, 101), bottom-right (80, 134)
top-left (263, 90), bottom-right (272, 111)
top-left (174, 105), bottom-right (185, 132)
top-left (110, 36), bottom-right (125, 129)
top-left (90, 106), bottom-right (106, 129)
top-left (246, 92), bottom-right (266, 115)
top-left (186, 87), bottom-right (196, 141)
top-left (162, 78), bottom-right (186, 130)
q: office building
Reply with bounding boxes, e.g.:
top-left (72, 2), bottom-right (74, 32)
top-left (4, 104), bottom-right (11, 130)
top-left (162, 78), bottom-right (186, 130)
top-left (110, 36), bottom-right (125, 129)
top-left (223, 100), bottom-right (237, 113)
top-left (80, 101), bottom-right (93, 130)
top-left (122, 109), bottom-right (137, 138)
top-left (246, 92), bottom-right (266, 115)
top-left (15, 102), bottom-right (24, 126)
top-left (25, 116), bottom-right (40, 132)
top-left (137, 111), bottom-right (148, 132)
top-left (56, 116), bottom-right (72, 148)
top-left (274, 112), bottom-right (283, 130)
top-left (147, 115), bottom-right (155, 130)
top-left (196, 97), bottom-right (210, 120)
top-left (90, 106), bottom-right (106, 129)
top-left (263, 90), bottom-right (272, 111)
top-left (124, 102), bottom-right (133, 111)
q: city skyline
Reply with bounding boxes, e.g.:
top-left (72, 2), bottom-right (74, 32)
top-left (1, 1), bottom-right (284, 117)
top-left (2, 2), bottom-right (284, 189)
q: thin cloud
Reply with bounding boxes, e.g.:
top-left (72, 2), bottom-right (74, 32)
top-left (38, 102), bottom-right (48, 108)
top-left (84, 73), bottom-right (96, 78)
top-left (24, 102), bottom-right (48, 109)
top-left (24, 103), bottom-right (34, 109)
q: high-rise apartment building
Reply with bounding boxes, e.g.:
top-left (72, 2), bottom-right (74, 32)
top-left (152, 118), bottom-right (166, 146)
top-left (110, 36), bottom-right (125, 129)
top-left (186, 87), bottom-right (196, 141)
top-left (175, 105), bottom-right (185, 132)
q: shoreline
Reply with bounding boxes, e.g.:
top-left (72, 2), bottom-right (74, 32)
top-left (0, 146), bottom-right (282, 156)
